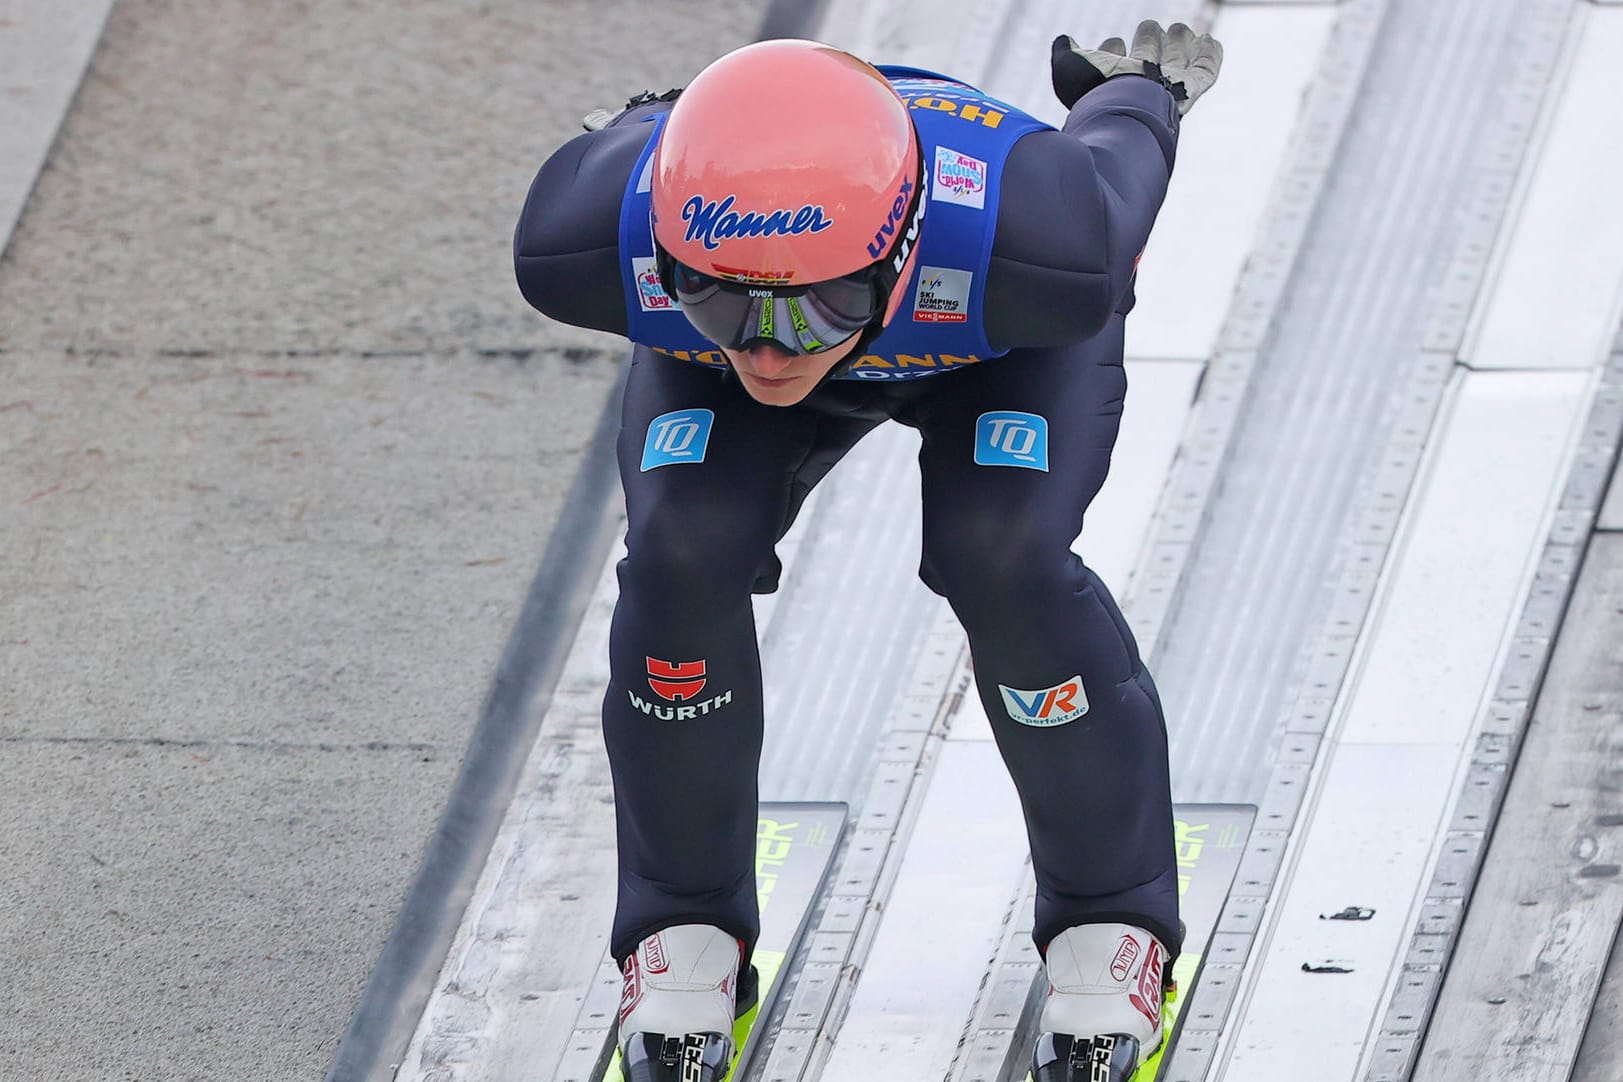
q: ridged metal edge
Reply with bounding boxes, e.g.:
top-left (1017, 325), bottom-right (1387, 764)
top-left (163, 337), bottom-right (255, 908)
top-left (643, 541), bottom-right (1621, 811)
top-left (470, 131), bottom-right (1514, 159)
top-left (1344, 1), bottom-right (1592, 1074)
top-left (1147, 0), bottom-right (1583, 1075)
top-left (1127, 0), bottom-right (1389, 659)
top-left (752, 609), bottom-right (971, 1082)
top-left (327, 356), bottom-right (627, 1082)
top-left (1149, 0), bottom-right (1584, 1076)
top-left (364, 3), bottom-right (845, 1076)
top-left (1366, 349), bottom-right (1623, 1081)
top-left (945, 1), bottom-right (1399, 1076)
top-left (951, 1), bottom-right (1396, 1076)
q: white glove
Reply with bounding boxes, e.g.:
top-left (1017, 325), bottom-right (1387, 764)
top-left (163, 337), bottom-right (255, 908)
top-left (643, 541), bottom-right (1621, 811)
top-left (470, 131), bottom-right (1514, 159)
top-left (1052, 20), bottom-right (1223, 115)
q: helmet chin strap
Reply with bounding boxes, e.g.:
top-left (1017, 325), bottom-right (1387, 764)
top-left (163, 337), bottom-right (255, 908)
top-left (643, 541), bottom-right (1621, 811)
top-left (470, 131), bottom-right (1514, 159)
top-left (822, 318), bottom-right (887, 383)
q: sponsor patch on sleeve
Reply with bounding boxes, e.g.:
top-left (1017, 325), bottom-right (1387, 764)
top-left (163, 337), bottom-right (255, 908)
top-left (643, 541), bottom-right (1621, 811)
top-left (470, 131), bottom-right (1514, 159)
top-left (932, 146), bottom-right (988, 209)
top-left (633, 256), bottom-right (677, 312)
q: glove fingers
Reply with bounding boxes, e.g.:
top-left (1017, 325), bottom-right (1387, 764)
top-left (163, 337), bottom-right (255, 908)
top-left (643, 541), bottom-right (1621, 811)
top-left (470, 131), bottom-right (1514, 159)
top-left (1164, 22), bottom-right (1195, 70)
top-left (1098, 35), bottom-right (1127, 57)
top-left (1131, 19), bottom-right (1165, 64)
top-left (1186, 35), bottom-right (1224, 93)
top-left (1194, 34), bottom-right (1224, 79)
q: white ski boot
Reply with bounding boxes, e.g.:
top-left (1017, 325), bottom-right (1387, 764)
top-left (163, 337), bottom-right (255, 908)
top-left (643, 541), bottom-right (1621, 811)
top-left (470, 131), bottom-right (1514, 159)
top-left (1030, 923), bottom-right (1170, 1082)
top-left (618, 924), bottom-right (743, 1082)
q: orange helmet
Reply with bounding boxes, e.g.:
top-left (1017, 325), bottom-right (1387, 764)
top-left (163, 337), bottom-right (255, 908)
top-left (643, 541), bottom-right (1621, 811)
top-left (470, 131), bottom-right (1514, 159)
top-left (652, 40), bottom-right (925, 352)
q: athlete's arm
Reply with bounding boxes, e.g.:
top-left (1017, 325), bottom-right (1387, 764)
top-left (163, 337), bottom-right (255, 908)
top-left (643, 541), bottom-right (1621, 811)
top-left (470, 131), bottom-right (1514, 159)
top-left (513, 103), bottom-right (672, 336)
top-left (985, 75), bottom-right (1178, 351)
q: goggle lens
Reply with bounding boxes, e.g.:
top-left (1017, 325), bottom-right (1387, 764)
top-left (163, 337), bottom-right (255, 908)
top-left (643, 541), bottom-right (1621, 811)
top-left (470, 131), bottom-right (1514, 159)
top-left (665, 262), bottom-right (879, 356)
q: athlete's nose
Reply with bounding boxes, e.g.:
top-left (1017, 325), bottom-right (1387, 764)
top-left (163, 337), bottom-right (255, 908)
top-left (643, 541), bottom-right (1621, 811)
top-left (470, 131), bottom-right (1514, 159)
top-left (743, 343), bottom-right (797, 377)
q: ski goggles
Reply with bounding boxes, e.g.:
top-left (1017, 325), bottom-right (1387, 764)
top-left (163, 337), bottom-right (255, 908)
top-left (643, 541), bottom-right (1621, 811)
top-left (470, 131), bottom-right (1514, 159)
top-left (655, 254), bottom-right (881, 356)
top-left (653, 166), bottom-right (926, 357)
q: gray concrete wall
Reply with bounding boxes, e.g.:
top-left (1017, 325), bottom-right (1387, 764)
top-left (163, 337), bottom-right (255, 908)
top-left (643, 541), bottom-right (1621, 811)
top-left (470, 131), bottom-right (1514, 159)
top-left (0, 2), bottom-right (760, 1078)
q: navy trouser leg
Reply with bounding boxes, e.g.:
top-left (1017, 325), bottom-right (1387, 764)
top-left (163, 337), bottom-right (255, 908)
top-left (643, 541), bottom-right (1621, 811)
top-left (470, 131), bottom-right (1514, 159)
top-left (907, 317), bottom-right (1181, 957)
top-left (605, 347), bottom-right (881, 966)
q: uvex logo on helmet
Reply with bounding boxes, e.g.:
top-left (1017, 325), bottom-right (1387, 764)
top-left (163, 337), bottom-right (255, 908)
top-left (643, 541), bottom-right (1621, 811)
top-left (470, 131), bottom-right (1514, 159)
top-left (866, 179), bottom-right (926, 274)
top-left (682, 195), bottom-right (834, 253)
top-left (891, 187), bottom-right (924, 275)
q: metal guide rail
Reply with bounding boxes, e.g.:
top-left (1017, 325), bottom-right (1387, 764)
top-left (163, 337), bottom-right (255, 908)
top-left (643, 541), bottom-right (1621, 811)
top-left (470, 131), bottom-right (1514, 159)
top-left (879, 0), bottom-right (1623, 1079)
top-left (951, 1), bottom-right (1385, 1078)
top-left (1200, 0), bottom-right (1623, 1076)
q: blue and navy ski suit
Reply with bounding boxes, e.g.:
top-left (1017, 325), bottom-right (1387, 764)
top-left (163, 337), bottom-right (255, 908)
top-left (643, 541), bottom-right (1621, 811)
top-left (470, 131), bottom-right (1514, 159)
top-left (515, 69), bottom-right (1185, 970)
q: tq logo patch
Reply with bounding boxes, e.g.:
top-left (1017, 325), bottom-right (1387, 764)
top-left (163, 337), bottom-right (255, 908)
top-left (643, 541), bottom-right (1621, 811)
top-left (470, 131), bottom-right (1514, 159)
top-left (974, 411), bottom-right (1050, 472)
top-left (640, 408), bottom-right (714, 472)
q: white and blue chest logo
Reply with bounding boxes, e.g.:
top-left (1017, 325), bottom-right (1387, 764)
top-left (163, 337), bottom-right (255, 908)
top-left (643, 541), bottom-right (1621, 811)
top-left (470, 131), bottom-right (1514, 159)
top-left (974, 411), bottom-right (1050, 471)
top-left (640, 409), bottom-right (714, 471)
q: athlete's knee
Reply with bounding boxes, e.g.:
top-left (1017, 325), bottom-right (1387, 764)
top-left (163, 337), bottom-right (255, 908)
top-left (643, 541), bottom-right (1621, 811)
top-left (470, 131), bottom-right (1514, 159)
top-left (921, 506), bottom-right (1069, 610)
top-left (622, 491), bottom-right (777, 603)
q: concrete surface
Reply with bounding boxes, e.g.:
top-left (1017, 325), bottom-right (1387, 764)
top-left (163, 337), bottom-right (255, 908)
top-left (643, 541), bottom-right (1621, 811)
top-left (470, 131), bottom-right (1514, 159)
top-left (0, 1), bottom-right (760, 1078)
top-left (0, 0), bottom-right (115, 254)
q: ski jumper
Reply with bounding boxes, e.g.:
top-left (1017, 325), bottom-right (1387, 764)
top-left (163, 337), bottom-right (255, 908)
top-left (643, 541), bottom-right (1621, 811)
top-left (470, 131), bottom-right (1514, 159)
top-left (515, 71), bottom-right (1184, 970)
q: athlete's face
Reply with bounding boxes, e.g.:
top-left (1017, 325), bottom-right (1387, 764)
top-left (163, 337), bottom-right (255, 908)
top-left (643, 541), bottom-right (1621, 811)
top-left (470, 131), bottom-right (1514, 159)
top-left (723, 334), bottom-right (864, 406)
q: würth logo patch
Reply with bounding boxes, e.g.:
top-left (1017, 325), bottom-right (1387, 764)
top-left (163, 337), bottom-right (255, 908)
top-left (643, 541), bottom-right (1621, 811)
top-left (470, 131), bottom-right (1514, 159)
top-left (648, 657), bottom-right (706, 701)
top-left (629, 657), bottom-right (734, 721)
